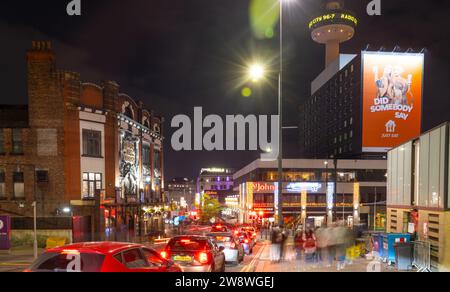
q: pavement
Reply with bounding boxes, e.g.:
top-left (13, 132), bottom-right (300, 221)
top-left (0, 247), bottom-right (44, 272)
top-left (226, 236), bottom-right (397, 273)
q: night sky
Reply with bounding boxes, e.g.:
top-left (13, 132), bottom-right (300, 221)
top-left (1, 0), bottom-right (449, 180)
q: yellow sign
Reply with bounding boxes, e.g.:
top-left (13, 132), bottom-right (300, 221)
top-left (309, 12), bottom-right (358, 29)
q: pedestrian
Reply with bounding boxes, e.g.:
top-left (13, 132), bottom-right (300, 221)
top-left (315, 226), bottom-right (325, 264)
top-left (270, 226), bottom-right (282, 262)
top-left (334, 225), bottom-right (347, 271)
top-left (294, 229), bottom-right (304, 261)
top-left (303, 229), bottom-right (317, 265)
top-left (279, 228), bottom-right (288, 262)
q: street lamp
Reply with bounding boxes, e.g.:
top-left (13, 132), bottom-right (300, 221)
top-left (248, 64), bottom-right (266, 82)
top-left (243, 0), bottom-right (292, 227)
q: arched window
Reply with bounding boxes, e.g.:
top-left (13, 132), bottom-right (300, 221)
top-left (124, 106), bottom-right (133, 120)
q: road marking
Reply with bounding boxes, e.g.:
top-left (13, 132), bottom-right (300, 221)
top-left (240, 243), bottom-right (267, 272)
top-left (0, 263), bottom-right (31, 266)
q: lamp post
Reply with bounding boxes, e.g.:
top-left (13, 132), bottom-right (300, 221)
top-left (276, 0), bottom-right (285, 229)
top-left (324, 161), bottom-right (330, 225)
top-left (247, 0), bottom-right (288, 227)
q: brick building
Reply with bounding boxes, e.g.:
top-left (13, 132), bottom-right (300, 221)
top-left (0, 41), bottom-right (165, 241)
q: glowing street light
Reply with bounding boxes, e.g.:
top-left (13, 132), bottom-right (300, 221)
top-left (248, 63), bottom-right (266, 82)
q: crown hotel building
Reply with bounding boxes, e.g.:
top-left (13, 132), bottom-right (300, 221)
top-left (0, 41), bottom-right (165, 241)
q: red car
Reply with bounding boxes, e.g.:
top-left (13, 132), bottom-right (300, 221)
top-left (26, 242), bottom-right (182, 272)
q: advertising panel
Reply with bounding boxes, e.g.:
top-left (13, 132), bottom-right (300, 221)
top-left (362, 52), bottom-right (424, 152)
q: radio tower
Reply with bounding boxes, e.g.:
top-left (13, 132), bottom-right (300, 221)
top-left (309, 0), bottom-right (357, 67)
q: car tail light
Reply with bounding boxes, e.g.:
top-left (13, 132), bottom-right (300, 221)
top-left (244, 239), bottom-right (249, 244)
top-left (161, 251), bottom-right (169, 259)
top-left (234, 230), bottom-right (239, 235)
top-left (253, 232), bottom-right (257, 237)
top-left (198, 252), bottom-right (209, 264)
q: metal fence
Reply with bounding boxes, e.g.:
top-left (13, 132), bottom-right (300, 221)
top-left (412, 241), bottom-right (432, 272)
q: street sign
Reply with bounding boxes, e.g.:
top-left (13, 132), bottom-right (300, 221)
top-left (0, 216), bottom-right (11, 250)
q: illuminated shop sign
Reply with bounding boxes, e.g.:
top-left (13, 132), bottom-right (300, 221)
top-left (286, 183), bottom-right (322, 193)
top-left (308, 12), bottom-right (358, 29)
top-left (252, 182), bottom-right (276, 193)
top-left (201, 168), bottom-right (226, 173)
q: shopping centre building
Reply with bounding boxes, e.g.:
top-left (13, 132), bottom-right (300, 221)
top-left (233, 159), bottom-right (387, 228)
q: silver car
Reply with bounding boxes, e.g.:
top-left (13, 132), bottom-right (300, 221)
top-left (207, 232), bottom-right (245, 265)
top-left (162, 236), bottom-right (226, 272)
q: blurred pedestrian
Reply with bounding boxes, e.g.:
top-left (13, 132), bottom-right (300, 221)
top-left (303, 229), bottom-right (317, 264)
top-left (334, 225), bottom-right (348, 271)
top-left (315, 226), bottom-right (326, 265)
top-left (294, 229), bottom-right (304, 261)
top-left (271, 226), bottom-right (282, 262)
top-left (279, 228), bottom-right (288, 262)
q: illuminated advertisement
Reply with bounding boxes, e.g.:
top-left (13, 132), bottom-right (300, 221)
top-left (362, 52), bottom-right (424, 152)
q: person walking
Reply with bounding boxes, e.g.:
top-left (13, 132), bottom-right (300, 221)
top-left (315, 226), bottom-right (325, 265)
top-left (294, 229), bottom-right (304, 261)
top-left (303, 229), bottom-right (317, 265)
top-left (270, 226), bottom-right (282, 262)
top-left (279, 228), bottom-right (288, 262)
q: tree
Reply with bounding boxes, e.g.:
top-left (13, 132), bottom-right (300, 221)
top-left (200, 194), bottom-right (222, 224)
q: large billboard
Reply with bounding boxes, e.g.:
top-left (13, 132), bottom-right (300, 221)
top-left (362, 52), bottom-right (424, 152)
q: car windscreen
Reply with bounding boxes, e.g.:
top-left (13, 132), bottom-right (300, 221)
top-left (168, 238), bottom-right (208, 251)
top-left (29, 252), bottom-right (105, 272)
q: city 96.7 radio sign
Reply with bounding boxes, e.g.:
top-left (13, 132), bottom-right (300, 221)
top-left (362, 52), bottom-right (424, 152)
top-left (308, 12), bottom-right (358, 30)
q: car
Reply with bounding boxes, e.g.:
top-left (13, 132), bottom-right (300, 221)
top-left (26, 242), bottom-right (182, 272)
top-left (210, 224), bottom-right (229, 233)
top-left (161, 235), bottom-right (226, 272)
top-left (235, 232), bottom-right (253, 255)
top-left (206, 232), bottom-right (244, 265)
top-left (241, 227), bottom-right (258, 246)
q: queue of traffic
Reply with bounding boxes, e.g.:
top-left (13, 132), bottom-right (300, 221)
top-left (25, 223), bottom-right (259, 272)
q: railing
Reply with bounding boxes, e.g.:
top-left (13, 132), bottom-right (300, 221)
top-left (412, 241), bottom-right (432, 272)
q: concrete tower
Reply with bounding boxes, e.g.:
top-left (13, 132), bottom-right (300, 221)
top-left (309, 0), bottom-right (357, 67)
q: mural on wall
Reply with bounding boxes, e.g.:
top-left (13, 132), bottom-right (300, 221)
top-left (120, 132), bottom-right (140, 197)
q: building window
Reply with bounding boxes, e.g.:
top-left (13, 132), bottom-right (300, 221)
top-left (82, 130), bottom-right (102, 157)
top-left (13, 172), bottom-right (24, 199)
top-left (0, 170), bottom-right (5, 199)
top-left (82, 172), bottom-right (102, 199)
top-left (12, 129), bottom-right (23, 154)
top-left (142, 145), bottom-right (150, 166)
top-left (36, 170), bottom-right (49, 183)
top-left (0, 129), bottom-right (4, 153)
